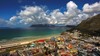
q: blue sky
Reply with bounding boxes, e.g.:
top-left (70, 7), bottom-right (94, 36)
top-left (0, 0), bottom-right (99, 19)
top-left (0, 0), bottom-right (100, 27)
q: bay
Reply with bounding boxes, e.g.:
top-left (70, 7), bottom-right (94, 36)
top-left (0, 27), bottom-right (70, 42)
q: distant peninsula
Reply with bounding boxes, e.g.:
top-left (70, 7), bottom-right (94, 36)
top-left (30, 24), bottom-right (56, 27)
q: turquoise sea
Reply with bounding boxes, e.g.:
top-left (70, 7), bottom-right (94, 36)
top-left (0, 27), bottom-right (69, 42)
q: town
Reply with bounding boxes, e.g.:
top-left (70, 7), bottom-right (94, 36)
top-left (0, 30), bottom-right (100, 56)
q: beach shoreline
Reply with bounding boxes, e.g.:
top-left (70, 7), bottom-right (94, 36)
top-left (0, 34), bottom-right (59, 48)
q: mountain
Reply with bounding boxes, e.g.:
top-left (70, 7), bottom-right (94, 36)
top-left (66, 25), bottom-right (76, 28)
top-left (30, 24), bottom-right (56, 27)
top-left (75, 14), bottom-right (100, 36)
top-left (30, 24), bottom-right (68, 27)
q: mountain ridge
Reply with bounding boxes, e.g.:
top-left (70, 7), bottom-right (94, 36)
top-left (68, 14), bottom-right (100, 36)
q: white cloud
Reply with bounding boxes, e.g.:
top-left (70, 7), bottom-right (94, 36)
top-left (10, 16), bottom-right (17, 22)
top-left (9, 6), bottom-right (50, 27)
top-left (67, 1), bottom-right (78, 10)
top-left (0, 1), bottom-right (100, 27)
top-left (19, 6), bottom-right (44, 16)
top-left (0, 18), bottom-right (12, 27)
top-left (49, 9), bottom-right (65, 24)
top-left (83, 2), bottom-right (100, 13)
top-left (66, 13), bottom-right (89, 25)
top-left (64, 1), bottom-right (82, 25)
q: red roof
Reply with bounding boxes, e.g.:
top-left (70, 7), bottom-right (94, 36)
top-left (61, 54), bottom-right (70, 56)
top-left (37, 39), bottom-right (45, 42)
top-left (67, 44), bottom-right (73, 49)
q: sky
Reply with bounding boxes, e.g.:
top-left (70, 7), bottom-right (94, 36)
top-left (0, 0), bottom-right (100, 27)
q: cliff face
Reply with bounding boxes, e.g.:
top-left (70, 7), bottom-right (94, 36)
top-left (76, 14), bottom-right (100, 36)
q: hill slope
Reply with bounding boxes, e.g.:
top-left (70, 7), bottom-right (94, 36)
top-left (76, 14), bottom-right (100, 36)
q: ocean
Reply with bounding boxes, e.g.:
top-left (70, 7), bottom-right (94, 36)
top-left (0, 27), bottom-right (69, 43)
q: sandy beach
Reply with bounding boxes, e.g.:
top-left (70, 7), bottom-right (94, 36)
top-left (0, 34), bottom-right (59, 48)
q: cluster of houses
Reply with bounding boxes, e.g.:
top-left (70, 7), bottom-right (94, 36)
top-left (0, 30), bottom-right (100, 56)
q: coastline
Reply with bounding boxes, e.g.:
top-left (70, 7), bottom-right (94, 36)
top-left (0, 34), bottom-right (59, 48)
